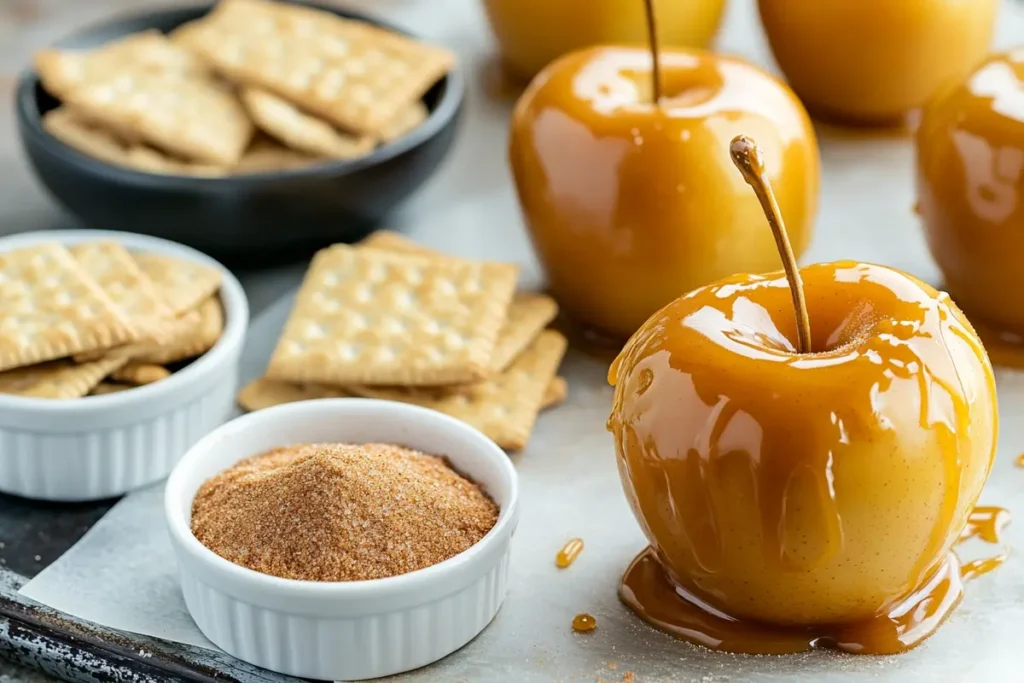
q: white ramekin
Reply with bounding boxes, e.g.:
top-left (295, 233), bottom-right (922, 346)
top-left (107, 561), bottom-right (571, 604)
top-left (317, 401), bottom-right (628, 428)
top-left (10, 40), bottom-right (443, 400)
top-left (164, 399), bottom-right (519, 681)
top-left (0, 229), bottom-right (248, 502)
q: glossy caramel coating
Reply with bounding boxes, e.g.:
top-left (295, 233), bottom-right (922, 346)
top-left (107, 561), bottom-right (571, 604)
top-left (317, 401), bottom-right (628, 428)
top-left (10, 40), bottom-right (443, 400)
top-left (510, 47), bottom-right (820, 340)
top-left (482, 0), bottom-right (726, 82)
top-left (918, 51), bottom-right (1024, 345)
top-left (607, 262), bottom-right (997, 627)
top-left (758, 0), bottom-right (997, 124)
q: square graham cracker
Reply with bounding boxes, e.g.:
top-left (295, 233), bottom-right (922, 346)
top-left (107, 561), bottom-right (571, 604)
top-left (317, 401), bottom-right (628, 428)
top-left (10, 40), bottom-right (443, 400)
top-left (358, 231), bottom-right (558, 372)
top-left (0, 355), bottom-right (129, 399)
top-left (174, 0), bottom-right (454, 136)
top-left (71, 241), bottom-right (176, 342)
top-left (235, 135), bottom-right (320, 174)
top-left (0, 243), bottom-right (138, 372)
top-left (61, 71), bottom-right (253, 166)
top-left (43, 108), bottom-right (229, 177)
top-left (266, 245), bottom-right (518, 386)
top-left (35, 30), bottom-right (206, 99)
top-left (353, 330), bottom-right (567, 451)
top-left (133, 253), bottom-right (222, 316)
top-left (241, 87), bottom-right (375, 159)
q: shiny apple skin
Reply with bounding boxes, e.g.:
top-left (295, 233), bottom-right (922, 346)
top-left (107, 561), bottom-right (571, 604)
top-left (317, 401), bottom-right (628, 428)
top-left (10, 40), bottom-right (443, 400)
top-left (918, 50), bottom-right (1024, 337)
top-left (607, 262), bottom-right (997, 625)
top-left (482, 0), bottom-right (727, 82)
top-left (510, 47), bottom-right (820, 340)
top-left (758, 0), bottom-right (998, 124)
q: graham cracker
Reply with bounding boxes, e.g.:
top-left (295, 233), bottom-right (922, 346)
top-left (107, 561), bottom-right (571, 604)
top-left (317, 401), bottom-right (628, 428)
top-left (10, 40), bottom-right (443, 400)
top-left (0, 355), bottom-right (129, 399)
top-left (266, 245), bottom-right (518, 386)
top-left (237, 375), bottom-right (568, 414)
top-left (110, 362), bottom-right (171, 385)
top-left (70, 241), bottom-right (176, 343)
top-left (132, 253), bottom-right (222, 316)
top-left (133, 297), bottom-right (224, 365)
top-left (236, 377), bottom-right (352, 412)
top-left (235, 135), bottom-right (319, 173)
top-left (89, 382), bottom-right (134, 396)
top-left (241, 87), bottom-right (375, 159)
top-left (353, 330), bottom-right (567, 450)
top-left (35, 30), bottom-right (206, 99)
top-left (357, 231), bottom-right (557, 371)
top-left (0, 243), bottom-right (138, 372)
top-left (61, 71), bottom-right (253, 166)
top-left (43, 108), bottom-right (230, 177)
top-left (544, 375), bottom-right (568, 408)
top-left (377, 101), bottom-right (428, 143)
top-left (174, 0), bottom-right (454, 135)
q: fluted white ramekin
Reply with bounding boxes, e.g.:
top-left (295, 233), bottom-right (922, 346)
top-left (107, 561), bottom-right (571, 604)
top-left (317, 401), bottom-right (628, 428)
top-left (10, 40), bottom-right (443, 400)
top-left (0, 229), bottom-right (248, 501)
top-left (164, 399), bottom-right (519, 681)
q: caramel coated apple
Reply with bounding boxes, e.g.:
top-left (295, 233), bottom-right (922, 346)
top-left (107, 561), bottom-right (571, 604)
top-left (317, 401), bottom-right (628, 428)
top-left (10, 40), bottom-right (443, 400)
top-left (758, 0), bottom-right (998, 124)
top-left (917, 50), bottom-right (1024, 354)
top-left (510, 48), bottom-right (820, 340)
top-left (482, 0), bottom-right (726, 82)
top-left (607, 262), bottom-right (997, 645)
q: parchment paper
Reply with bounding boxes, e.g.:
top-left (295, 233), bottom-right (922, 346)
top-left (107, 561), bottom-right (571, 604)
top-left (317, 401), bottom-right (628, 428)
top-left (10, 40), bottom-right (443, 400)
top-left (18, 0), bottom-right (1024, 681)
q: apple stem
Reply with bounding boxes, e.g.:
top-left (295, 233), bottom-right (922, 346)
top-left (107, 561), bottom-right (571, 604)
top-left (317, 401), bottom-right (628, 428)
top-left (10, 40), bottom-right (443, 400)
top-left (729, 135), bottom-right (813, 354)
top-left (643, 0), bottom-right (663, 104)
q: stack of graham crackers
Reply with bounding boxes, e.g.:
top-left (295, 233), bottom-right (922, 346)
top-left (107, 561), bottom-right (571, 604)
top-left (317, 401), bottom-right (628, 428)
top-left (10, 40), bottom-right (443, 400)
top-left (239, 232), bottom-right (569, 451)
top-left (35, 0), bottom-right (454, 176)
top-left (0, 241), bottom-right (223, 399)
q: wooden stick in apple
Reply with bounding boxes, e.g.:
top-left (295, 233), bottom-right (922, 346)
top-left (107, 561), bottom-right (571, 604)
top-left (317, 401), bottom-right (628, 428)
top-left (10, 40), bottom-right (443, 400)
top-left (642, 0), bottom-right (663, 103)
top-left (729, 134), bottom-right (812, 353)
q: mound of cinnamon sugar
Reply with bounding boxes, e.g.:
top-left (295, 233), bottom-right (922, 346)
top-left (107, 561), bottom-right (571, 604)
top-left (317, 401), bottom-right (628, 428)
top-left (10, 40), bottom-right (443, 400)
top-left (190, 443), bottom-right (499, 582)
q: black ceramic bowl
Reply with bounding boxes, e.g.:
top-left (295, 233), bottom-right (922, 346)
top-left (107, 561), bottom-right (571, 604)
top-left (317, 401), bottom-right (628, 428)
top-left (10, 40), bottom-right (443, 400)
top-left (16, 1), bottom-right (464, 260)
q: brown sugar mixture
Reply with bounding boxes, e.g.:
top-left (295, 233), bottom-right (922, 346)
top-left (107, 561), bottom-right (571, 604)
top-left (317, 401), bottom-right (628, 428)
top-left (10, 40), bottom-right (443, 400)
top-left (191, 443), bottom-right (499, 582)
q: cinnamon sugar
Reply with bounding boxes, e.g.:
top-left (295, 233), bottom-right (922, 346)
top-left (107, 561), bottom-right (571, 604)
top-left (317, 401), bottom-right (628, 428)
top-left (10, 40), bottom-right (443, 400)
top-left (191, 443), bottom-right (499, 582)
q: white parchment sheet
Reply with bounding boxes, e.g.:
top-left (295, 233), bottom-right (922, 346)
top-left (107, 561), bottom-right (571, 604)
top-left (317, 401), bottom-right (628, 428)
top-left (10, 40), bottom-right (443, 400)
top-left (17, 0), bottom-right (1024, 680)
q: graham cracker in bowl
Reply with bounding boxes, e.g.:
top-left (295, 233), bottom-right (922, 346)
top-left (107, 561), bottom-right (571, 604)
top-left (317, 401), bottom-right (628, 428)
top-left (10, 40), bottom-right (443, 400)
top-left (42, 108), bottom-right (230, 177)
top-left (266, 245), bottom-right (518, 387)
top-left (111, 362), bottom-right (172, 386)
top-left (241, 87), bottom-right (376, 159)
top-left (234, 135), bottom-right (320, 173)
top-left (133, 297), bottom-right (224, 366)
top-left (0, 243), bottom-right (138, 372)
top-left (174, 0), bottom-right (455, 136)
top-left (35, 30), bottom-right (207, 99)
top-left (0, 355), bottom-right (128, 400)
top-left (61, 71), bottom-right (253, 166)
top-left (377, 101), bottom-right (429, 143)
top-left (133, 253), bottom-right (222, 316)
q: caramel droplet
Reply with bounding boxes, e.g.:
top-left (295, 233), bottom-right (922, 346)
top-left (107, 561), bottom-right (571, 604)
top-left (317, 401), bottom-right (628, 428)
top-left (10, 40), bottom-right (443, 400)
top-left (572, 613), bottom-right (597, 632)
top-left (556, 538), bottom-right (585, 568)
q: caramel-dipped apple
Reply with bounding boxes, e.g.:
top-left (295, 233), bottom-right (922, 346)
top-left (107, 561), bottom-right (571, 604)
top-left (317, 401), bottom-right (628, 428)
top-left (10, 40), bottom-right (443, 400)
top-left (606, 136), bottom-right (999, 654)
top-left (482, 0), bottom-right (726, 83)
top-left (758, 0), bottom-right (998, 125)
top-left (510, 2), bottom-right (819, 341)
top-left (918, 50), bottom-right (1024, 366)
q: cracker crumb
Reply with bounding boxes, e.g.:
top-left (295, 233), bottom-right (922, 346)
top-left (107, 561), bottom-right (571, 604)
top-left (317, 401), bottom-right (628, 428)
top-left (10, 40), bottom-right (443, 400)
top-left (191, 443), bottom-right (499, 582)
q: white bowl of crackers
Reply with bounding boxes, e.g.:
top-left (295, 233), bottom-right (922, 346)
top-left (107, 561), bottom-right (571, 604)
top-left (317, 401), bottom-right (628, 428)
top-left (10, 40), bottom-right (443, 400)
top-left (0, 229), bottom-right (248, 501)
top-left (237, 230), bottom-right (569, 452)
top-left (166, 398), bottom-right (519, 681)
top-left (16, 0), bottom-right (463, 255)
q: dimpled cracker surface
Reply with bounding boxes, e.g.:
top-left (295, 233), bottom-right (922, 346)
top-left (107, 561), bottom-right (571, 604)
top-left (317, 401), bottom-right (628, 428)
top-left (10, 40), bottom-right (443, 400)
top-left (134, 297), bottom-right (224, 365)
top-left (358, 231), bottom-right (558, 371)
top-left (70, 242), bottom-right (175, 341)
top-left (0, 355), bottom-right (128, 399)
top-left (354, 330), bottom-right (567, 450)
top-left (174, 0), bottom-right (454, 135)
top-left (35, 30), bottom-right (206, 99)
top-left (267, 245), bottom-right (518, 386)
top-left (133, 253), bottom-right (222, 316)
top-left (62, 71), bottom-right (253, 166)
top-left (241, 88), bottom-right (375, 159)
top-left (43, 108), bottom-right (229, 177)
top-left (0, 244), bottom-right (137, 372)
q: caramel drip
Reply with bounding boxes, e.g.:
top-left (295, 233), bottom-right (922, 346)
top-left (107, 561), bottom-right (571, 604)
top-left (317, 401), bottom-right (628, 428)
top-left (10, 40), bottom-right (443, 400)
top-left (572, 613), bottom-right (597, 632)
top-left (556, 538), bottom-right (585, 568)
top-left (621, 504), bottom-right (1008, 656)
